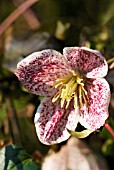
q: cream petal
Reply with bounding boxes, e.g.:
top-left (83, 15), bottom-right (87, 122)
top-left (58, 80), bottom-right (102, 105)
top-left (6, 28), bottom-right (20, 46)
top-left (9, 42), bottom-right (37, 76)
top-left (79, 78), bottom-right (110, 130)
top-left (34, 97), bottom-right (79, 145)
top-left (15, 49), bottom-right (70, 96)
top-left (63, 47), bottom-right (108, 78)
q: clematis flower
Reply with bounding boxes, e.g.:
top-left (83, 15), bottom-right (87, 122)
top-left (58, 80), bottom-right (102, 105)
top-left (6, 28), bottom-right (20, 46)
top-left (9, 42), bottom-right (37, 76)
top-left (15, 47), bottom-right (110, 145)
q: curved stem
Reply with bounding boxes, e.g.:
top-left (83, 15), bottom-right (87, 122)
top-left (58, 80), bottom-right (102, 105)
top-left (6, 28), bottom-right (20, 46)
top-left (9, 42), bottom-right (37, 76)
top-left (104, 122), bottom-right (114, 138)
top-left (107, 57), bottom-right (114, 64)
top-left (0, 0), bottom-right (39, 36)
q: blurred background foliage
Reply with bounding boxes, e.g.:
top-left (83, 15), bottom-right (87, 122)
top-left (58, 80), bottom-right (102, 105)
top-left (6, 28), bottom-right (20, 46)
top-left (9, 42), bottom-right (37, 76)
top-left (0, 0), bottom-right (114, 169)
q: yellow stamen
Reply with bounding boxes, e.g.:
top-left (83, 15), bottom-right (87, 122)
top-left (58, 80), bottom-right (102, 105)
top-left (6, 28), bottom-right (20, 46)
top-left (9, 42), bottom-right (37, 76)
top-left (66, 100), bottom-right (70, 109)
top-left (74, 92), bottom-right (78, 108)
top-left (82, 90), bottom-right (88, 107)
top-left (78, 85), bottom-right (83, 108)
top-left (52, 92), bottom-right (61, 103)
top-left (52, 71), bottom-right (88, 109)
top-left (61, 98), bottom-right (65, 108)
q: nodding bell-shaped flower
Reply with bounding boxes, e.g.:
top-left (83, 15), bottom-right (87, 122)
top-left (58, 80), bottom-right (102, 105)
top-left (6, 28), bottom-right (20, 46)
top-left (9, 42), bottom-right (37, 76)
top-left (15, 47), bottom-right (110, 145)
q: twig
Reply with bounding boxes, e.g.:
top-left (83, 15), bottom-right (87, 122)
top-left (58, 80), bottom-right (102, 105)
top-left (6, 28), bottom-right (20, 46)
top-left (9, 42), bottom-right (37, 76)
top-left (13, 0), bottom-right (41, 30)
top-left (0, 0), bottom-right (39, 37)
top-left (20, 9), bottom-right (41, 29)
top-left (107, 57), bottom-right (114, 64)
top-left (104, 122), bottom-right (114, 138)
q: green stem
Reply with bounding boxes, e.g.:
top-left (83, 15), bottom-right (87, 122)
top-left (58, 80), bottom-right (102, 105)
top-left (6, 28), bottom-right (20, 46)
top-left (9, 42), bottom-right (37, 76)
top-left (107, 57), bottom-right (114, 64)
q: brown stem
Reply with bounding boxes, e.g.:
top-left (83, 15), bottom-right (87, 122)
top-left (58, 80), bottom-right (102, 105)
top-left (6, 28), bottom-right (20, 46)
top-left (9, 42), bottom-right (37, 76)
top-left (13, 0), bottom-right (41, 30)
top-left (0, 0), bottom-right (39, 36)
top-left (104, 122), bottom-right (114, 138)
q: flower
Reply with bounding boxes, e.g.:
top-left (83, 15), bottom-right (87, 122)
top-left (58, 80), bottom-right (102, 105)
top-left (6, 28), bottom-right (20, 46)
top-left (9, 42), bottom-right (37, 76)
top-left (15, 47), bottom-right (110, 145)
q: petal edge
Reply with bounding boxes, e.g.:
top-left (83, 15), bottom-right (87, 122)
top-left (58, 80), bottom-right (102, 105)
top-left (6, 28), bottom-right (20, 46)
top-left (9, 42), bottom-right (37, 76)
top-left (34, 97), bottom-right (79, 145)
top-left (63, 47), bottom-right (108, 78)
top-left (79, 78), bottom-right (110, 130)
top-left (15, 49), bottom-right (70, 96)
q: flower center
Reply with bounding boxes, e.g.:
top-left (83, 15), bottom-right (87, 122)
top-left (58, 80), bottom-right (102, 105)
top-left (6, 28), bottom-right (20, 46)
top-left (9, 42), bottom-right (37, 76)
top-left (52, 71), bottom-right (88, 109)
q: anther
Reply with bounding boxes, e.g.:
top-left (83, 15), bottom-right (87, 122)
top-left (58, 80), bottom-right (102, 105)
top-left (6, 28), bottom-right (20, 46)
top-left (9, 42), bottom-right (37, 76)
top-left (52, 71), bottom-right (88, 109)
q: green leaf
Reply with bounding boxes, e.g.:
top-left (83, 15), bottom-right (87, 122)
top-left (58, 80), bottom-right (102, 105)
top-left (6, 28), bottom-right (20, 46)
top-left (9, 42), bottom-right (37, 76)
top-left (0, 144), bottom-right (40, 170)
top-left (67, 129), bottom-right (94, 138)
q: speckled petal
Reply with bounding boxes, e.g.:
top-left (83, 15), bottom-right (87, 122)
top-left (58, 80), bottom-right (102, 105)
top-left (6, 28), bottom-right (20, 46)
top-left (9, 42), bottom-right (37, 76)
top-left (15, 49), bottom-right (70, 96)
top-left (79, 78), bottom-right (110, 130)
top-left (34, 97), bottom-right (79, 145)
top-left (63, 47), bottom-right (108, 78)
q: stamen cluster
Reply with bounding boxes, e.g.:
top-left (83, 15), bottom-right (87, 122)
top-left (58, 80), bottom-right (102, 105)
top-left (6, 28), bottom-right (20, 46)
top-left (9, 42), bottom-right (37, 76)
top-left (52, 71), bottom-right (87, 109)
